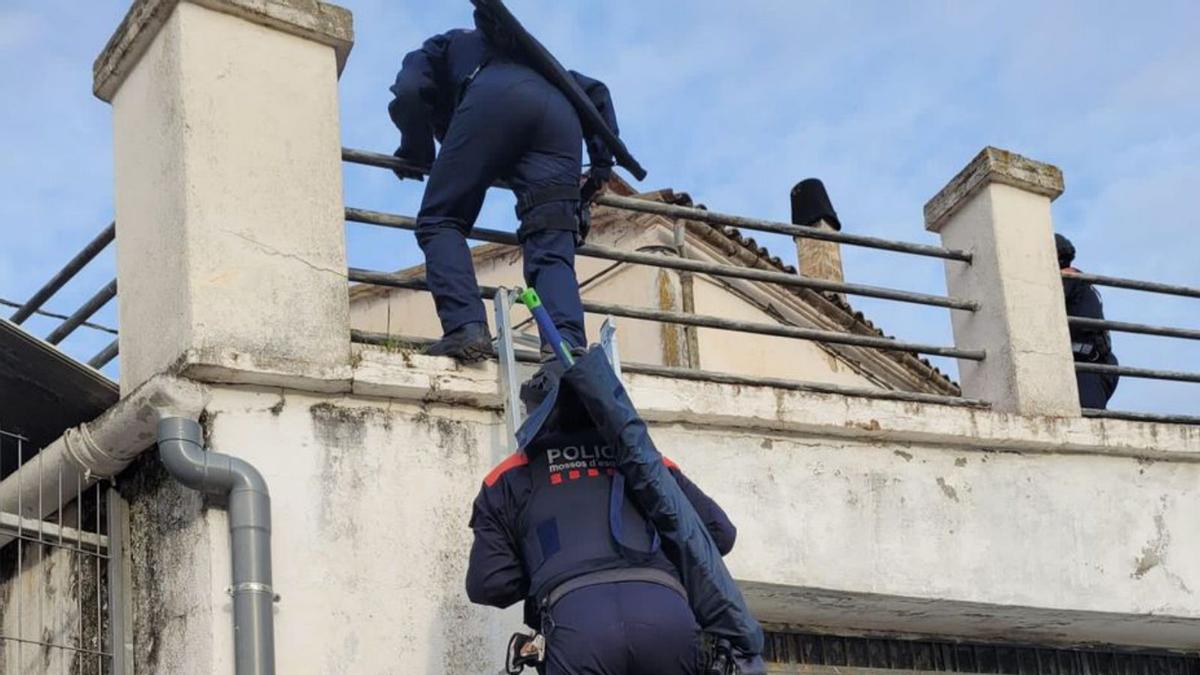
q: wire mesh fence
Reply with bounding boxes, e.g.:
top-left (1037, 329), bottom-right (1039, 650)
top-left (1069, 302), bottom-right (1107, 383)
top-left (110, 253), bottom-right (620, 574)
top-left (0, 427), bottom-right (113, 675)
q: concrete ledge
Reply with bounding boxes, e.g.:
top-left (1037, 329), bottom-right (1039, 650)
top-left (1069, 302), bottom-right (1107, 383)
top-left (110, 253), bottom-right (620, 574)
top-left (624, 368), bottom-right (1200, 461)
top-left (925, 147), bottom-right (1065, 233)
top-left (94, 0), bottom-right (353, 101)
top-left (747, 583), bottom-right (1199, 650)
top-left (352, 348), bottom-right (505, 408)
top-left (169, 345), bottom-right (1200, 460)
top-left (347, 346), bottom-right (1200, 460)
top-left (177, 347), bottom-right (353, 394)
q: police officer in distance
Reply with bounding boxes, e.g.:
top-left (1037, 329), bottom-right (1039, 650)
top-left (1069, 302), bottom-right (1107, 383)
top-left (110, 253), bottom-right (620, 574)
top-left (388, 12), bottom-right (617, 361)
top-left (466, 364), bottom-right (738, 674)
top-left (1058, 234), bottom-right (1119, 409)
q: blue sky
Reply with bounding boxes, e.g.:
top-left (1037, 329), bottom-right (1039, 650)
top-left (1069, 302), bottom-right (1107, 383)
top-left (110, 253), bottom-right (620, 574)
top-left (1, 1), bottom-right (1197, 414)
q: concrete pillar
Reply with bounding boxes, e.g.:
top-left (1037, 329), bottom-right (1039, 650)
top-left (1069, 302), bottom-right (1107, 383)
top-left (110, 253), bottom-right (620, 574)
top-left (94, 0), bottom-right (354, 394)
top-left (924, 147), bottom-right (1079, 416)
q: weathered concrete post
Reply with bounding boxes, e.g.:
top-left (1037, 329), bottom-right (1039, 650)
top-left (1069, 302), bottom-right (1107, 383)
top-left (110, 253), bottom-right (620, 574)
top-left (925, 147), bottom-right (1079, 416)
top-left (94, 0), bottom-right (354, 394)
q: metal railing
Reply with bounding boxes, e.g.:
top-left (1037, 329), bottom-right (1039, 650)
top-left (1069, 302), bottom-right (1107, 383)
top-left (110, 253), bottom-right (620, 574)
top-left (1, 427), bottom-right (125, 674)
top-left (1064, 270), bottom-right (1200, 424)
top-left (5, 222), bottom-right (119, 370)
top-left (343, 146), bottom-right (977, 407)
top-left (346, 207), bottom-right (976, 311)
top-left (351, 330), bottom-right (988, 409)
top-left (346, 146), bottom-right (1200, 423)
top-left (342, 148), bottom-right (973, 263)
top-left (349, 269), bottom-right (983, 361)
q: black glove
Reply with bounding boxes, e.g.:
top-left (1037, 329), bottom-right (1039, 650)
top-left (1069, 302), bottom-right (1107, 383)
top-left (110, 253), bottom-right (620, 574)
top-left (580, 165), bottom-right (612, 203)
top-left (391, 146), bottom-right (427, 182)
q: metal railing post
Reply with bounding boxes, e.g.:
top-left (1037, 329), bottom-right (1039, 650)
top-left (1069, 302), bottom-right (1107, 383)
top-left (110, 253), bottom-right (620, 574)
top-left (494, 288), bottom-right (523, 446)
top-left (107, 486), bottom-right (134, 675)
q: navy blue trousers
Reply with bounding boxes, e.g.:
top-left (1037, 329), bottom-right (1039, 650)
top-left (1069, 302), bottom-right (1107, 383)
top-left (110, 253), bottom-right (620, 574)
top-left (543, 582), bottom-right (702, 675)
top-left (415, 60), bottom-right (587, 348)
top-left (1077, 353), bottom-right (1120, 410)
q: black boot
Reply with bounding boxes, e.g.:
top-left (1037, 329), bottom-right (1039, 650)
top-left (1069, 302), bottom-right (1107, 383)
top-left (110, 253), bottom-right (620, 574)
top-left (425, 322), bottom-right (494, 362)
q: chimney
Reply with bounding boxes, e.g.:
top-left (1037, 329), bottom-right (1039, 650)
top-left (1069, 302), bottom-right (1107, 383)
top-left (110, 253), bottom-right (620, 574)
top-left (791, 179), bottom-right (845, 292)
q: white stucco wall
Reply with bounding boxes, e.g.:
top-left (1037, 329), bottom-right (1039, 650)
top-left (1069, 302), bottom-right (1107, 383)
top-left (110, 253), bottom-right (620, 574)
top-left (115, 349), bottom-right (1200, 674)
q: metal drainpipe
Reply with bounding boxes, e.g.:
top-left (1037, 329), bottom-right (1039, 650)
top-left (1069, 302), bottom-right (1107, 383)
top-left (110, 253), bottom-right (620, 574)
top-left (157, 417), bottom-right (275, 675)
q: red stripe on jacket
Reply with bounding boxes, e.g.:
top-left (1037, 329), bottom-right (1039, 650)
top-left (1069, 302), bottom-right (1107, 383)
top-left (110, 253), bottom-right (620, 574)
top-left (484, 452), bottom-right (530, 487)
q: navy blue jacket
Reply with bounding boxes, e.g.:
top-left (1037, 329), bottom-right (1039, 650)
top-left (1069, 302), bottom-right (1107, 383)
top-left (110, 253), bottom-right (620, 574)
top-left (389, 29), bottom-right (620, 170)
top-left (466, 452), bottom-right (737, 614)
top-left (1063, 268), bottom-right (1113, 358)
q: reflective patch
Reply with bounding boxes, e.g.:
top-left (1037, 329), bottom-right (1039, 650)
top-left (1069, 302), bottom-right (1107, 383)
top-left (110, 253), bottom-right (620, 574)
top-left (537, 519), bottom-right (561, 560)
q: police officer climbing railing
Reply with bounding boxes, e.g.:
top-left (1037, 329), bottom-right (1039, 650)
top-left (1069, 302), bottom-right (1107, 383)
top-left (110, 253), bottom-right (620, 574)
top-left (1054, 234), bottom-right (1200, 423)
top-left (346, 0), bottom-right (990, 425)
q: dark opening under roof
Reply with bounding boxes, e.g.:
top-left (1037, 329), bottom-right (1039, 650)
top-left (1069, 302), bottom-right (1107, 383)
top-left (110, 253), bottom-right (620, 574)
top-left (0, 319), bottom-right (118, 453)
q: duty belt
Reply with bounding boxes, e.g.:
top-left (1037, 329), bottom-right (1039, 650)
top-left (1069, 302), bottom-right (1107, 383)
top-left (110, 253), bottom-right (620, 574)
top-left (544, 567), bottom-right (686, 610)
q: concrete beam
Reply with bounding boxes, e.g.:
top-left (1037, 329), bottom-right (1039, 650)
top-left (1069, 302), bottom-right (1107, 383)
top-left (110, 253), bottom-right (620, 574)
top-left (94, 0), bottom-right (353, 102)
top-left (925, 147), bottom-right (1079, 417)
top-left (99, 0), bottom-right (354, 393)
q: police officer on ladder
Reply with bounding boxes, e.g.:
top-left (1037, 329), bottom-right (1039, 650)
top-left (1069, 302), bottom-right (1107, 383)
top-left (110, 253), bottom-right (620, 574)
top-left (1058, 234), bottom-right (1119, 409)
top-left (466, 365), bottom-right (738, 674)
top-left (388, 12), bottom-right (617, 362)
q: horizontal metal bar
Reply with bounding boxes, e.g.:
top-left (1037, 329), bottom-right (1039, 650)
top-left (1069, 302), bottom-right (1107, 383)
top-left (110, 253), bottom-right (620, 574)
top-left (1070, 316), bottom-right (1200, 341)
top-left (1083, 408), bottom-right (1200, 426)
top-left (0, 511), bottom-right (109, 551)
top-left (345, 207), bottom-right (978, 311)
top-left (342, 147), bottom-right (513, 187)
top-left (1076, 362), bottom-right (1200, 384)
top-left (341, 147), bottom-right (969, 263)
top-left (0, 634), bottom-right (113, 658)
top-left (1067, 272), bottom-right (1200, 299)
top-left (350, 330), bottom-right (985, 409)
top-left (88, 338), bottom-right (120, 369)
top-left (349, 269), bottom-right (983, 360)
top-left (10, 222), bottom-right (116, 325)
top-left (620, 362), bottom-right (984, 407)
top-left (45, 279), bottom-right (118, 345)
top-left (0, 297), bottom-right (118, 335)
top-left (0, 428), bottom-right (30, 441)
top-left (582, 299), bottom-right (983, 360)
top-left (595, 194), bottom-right (972, 262)
top-left (342, 147), bottom-right (421, 172)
